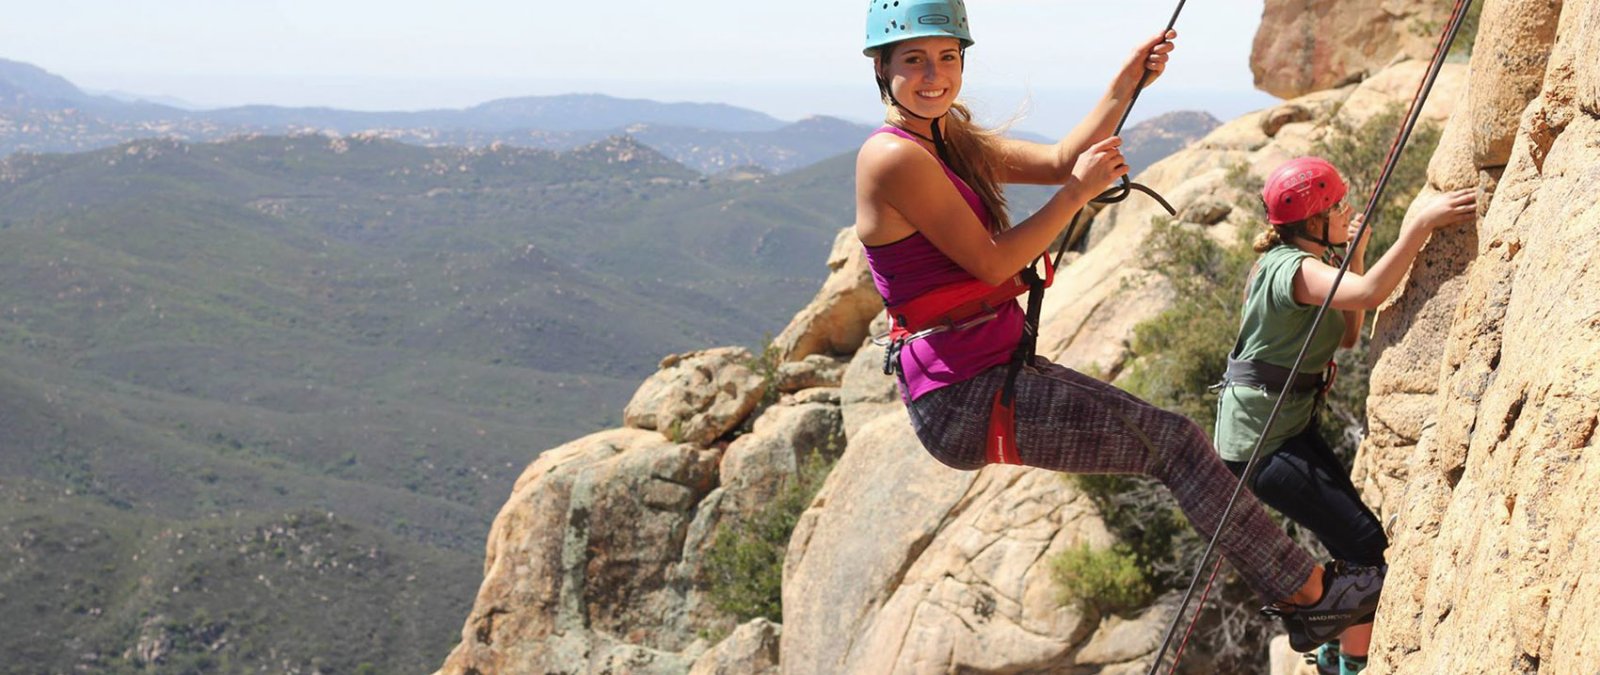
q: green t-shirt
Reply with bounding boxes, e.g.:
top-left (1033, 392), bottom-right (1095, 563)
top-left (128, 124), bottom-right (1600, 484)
top-left (1213, 245), bottom-right (1345, 462)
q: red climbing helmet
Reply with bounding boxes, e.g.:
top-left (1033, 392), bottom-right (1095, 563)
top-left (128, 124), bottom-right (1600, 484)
top-left (1262, 156), bottom-right (1348, 225)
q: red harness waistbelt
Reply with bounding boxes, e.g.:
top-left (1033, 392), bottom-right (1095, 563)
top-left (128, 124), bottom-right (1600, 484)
top-left (885, 253), bottom-right (1055, 341)
top-left (881, 254), bottom-right (1055, 466)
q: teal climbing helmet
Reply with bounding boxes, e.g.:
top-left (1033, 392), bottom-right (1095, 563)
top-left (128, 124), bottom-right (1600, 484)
top-left (863, 0), bottom-right (973, 56)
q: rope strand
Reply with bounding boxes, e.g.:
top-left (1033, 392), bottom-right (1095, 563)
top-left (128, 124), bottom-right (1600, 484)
top-left (1052, 0), bottom-right (1188, 268)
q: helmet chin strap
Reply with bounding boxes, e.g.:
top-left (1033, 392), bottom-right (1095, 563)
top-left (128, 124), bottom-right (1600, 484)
top-left (875, 79), bottom-right (952, 166)
top-left (1281, 218), bottom-right (1345, 264)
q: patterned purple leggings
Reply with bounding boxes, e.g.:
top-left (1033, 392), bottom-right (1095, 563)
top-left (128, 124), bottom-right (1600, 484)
top-left (906, 357), bottom-right (1316, 603)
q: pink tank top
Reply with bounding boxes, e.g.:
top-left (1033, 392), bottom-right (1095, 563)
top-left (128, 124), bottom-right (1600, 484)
top-left (861, 126), bottom-right (1024, 401)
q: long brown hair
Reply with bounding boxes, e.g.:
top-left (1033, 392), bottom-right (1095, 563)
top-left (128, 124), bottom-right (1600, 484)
top-left (876, 45), bottom-right (1012, 233)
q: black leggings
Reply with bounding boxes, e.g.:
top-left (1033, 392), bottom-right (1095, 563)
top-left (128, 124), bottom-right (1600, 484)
top-left (1224, 424), bottom-right (1388, 567)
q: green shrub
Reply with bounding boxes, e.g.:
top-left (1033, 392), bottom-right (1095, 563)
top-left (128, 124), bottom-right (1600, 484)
top-left (1051, 542), bottom-right (1153, 615)
top-left (1121, 217), bottom-right (1255, 432)
top-left (703, 450), bottom-right (836, 623)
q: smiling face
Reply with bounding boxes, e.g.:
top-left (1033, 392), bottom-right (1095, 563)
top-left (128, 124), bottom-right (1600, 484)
top-left (875, 36), bottom-right (963, 118)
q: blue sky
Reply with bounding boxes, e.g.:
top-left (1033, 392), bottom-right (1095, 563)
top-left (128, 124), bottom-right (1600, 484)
top-left (2, 0), bottom-right (1279, 134)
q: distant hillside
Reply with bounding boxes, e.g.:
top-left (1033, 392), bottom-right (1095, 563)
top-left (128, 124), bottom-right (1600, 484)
top-left (1120, 110), bottom-right (1221, 171)
top-left (2, 58), bottom-right (872, 173)
top-left (0, 133), bottom-right (856, 673)
top-left (0, 58), bottom-right (1218, 177)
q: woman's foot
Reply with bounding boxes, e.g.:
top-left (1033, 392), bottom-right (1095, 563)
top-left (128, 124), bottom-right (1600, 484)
top-left (1307, 641), bottom-right (1340, 675)
top-left (1264, 561), bottom-right (1385, 652)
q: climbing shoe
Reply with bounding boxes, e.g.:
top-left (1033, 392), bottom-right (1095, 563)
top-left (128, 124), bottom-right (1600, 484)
top-left (1305, 640), bottom-right (1340, 675)
top-left (1262, 561), bottom-right (1385, 652)
top-left (1340, 652), bottom-right (1368, 674)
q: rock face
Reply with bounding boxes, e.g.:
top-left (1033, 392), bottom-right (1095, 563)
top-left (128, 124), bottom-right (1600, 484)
top-left (687, 619), bottom-right (781, 675)
top-left (1251, 0), bottom-right (1457, 99)
top-left (1355, 0), bottom-right (1600, 672)
top-left (770, 227), bottom-right (885, 361)
top-left (434, 428), bottom-right (720, 674)
top-left (623, 347), bottom-right (767, 446)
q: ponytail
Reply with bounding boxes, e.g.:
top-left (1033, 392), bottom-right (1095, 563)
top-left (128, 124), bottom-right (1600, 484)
top-left (1252, 227), bottom-right (1283, 253)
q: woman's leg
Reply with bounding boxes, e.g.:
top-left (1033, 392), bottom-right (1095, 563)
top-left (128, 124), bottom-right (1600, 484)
top-left (1236, 426), bottom-right (1387, 657)
top-left (1237, 427), bottom-right (1387, 568)
top-left (1004, 358), bottom-right (1317, 603)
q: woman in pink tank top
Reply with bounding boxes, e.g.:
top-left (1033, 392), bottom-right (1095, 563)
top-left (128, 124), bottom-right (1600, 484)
top-left (854, 0), bottom-right (1388, 646)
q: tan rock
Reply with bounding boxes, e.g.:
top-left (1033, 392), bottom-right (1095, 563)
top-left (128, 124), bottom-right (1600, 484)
top-left (1250, 0), bottom-right (1456, 99)
top-left (1362, 3), bottom-right (1600, 671)
top-left (1198, 111), bottom-right (1273, 153)
top-left (623, 346), bottom-right (767, 445)
top-left (1268, 635), bottom-right (1318, 675)
top-left (773, 353), bottom-right (848, 393)
top-left (1467, 0), bottom-right (1563, 169)
top-left (1179, 196), bottom-right (1233, 226)
top-left (1331, 61), bottom-right (1466, 130)
top-left (1262, 102), bottom-right (1315, 138)
top-left (688, 619), bottom-right (780, 675)
top-left (770, 227), bottom-right (884, 361)
top-left (838, 318), bottom-right (900, 440)
top-left (779, 410), bottom-right (977, 675)
top-left (435, 428), bottom-right (719, 674)
top-left (719, 401), bottom-right (843, 517)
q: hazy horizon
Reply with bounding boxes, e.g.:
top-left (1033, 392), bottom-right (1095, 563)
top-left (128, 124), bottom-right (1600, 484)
top-left (5, 0), bottom-right (1280, 134)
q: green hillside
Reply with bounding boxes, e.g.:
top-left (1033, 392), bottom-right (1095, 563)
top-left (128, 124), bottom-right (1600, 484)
top-left (0, 134), bottom-right (855, 673)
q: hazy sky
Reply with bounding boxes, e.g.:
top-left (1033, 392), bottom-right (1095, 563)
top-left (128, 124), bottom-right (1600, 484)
top-left (2, 0), bottom-right (1280, 134)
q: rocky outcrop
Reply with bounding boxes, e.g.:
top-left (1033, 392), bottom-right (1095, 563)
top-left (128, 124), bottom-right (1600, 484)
top-left (770, 227), bottom-right (885, 361)
top-left (436, 349), bottom-right (843, 673)
top-left (687, 619), bottom-right (781, 675)
top-left (1251, 0), bottom-right (1457, 99)
top-left (1355, 0), bottom-right (1600, 672)
top-left (623, 347), bottom-right (767, 446)
top-left (435, 428), bottom-right (720, 674)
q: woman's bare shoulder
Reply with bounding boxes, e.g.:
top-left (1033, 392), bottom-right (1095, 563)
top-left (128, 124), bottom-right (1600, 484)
top-left (857, 133), bottom-right (940, 190)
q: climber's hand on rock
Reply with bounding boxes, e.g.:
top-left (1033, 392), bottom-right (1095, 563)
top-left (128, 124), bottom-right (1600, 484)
top-left (1415, 188), bottom-right (1477, 232)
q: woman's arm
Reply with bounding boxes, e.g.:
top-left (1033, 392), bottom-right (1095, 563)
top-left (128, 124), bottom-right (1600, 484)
top-left (997, 30), bottom-right (1176, 185)
top-left (1294, 189), bottom-right (1476, 313)
top-left (1339, 215), bottom-right (1369, 348)
top-left (858, 134), bottom-right (1127, 285)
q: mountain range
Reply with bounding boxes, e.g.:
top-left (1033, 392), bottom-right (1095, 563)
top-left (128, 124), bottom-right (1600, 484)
top-left (0, 132), bottom-right (857, 672)
top-left (0, 58), bottom-right (873, 174)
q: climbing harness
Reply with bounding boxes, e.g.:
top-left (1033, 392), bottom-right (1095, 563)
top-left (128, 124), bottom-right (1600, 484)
top-left (874, 252), bottom-right (1055, 465)
top-left (1215, 358), bottom-right (1336, 397)
top-left (1146, 0), bottom-right (1479, 672)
